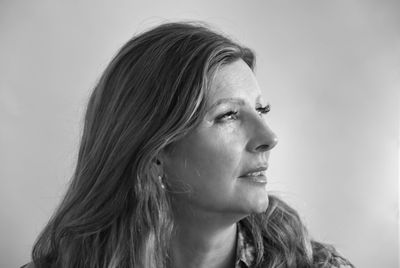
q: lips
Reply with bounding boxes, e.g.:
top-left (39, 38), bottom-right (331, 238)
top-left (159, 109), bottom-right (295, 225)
top-left (239, 165), bottom-right (268, 177)
top-left (239, 165), bottom-right (268, 183)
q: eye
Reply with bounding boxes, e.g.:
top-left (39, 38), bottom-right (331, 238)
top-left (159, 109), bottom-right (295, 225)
top-left (216, 110), bottom-right (239, 122)
top-left (256, 104), bottom-right (270, 116)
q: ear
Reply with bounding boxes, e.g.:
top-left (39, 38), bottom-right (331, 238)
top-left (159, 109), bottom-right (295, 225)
top-left (151, 150), bottom-right (168, 175)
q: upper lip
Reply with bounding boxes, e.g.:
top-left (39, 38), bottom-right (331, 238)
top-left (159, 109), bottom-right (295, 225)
top-left (239, 165), bottom-right (268, 177)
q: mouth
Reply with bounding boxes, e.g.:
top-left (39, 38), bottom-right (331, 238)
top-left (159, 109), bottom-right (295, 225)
top-left (238, 166), bottom-right (268, 183)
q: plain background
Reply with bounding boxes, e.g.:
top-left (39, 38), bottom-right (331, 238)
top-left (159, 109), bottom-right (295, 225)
top-left (1, 1), bottom-right (399, 267)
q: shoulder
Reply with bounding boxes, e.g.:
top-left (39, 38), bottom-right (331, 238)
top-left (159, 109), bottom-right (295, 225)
top-left (20, 262), bottom-right (35, 268)
top-left (329, 255), bottom-right (355, 268)
top-left (312, 241), bottom-right (355, 268)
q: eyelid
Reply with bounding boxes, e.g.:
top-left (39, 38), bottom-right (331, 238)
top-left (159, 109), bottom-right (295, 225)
top-left (214, 104), bottom-right (270, 123)
top-left (216, 110), bottom-right (238, 121)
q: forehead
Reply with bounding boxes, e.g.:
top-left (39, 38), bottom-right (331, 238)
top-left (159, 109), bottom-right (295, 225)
top-left (207, 59), bottom-right (262, 105)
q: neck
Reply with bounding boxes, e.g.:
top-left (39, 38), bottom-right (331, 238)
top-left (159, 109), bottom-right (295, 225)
top-left (168, 206), bottom-right (242, 268)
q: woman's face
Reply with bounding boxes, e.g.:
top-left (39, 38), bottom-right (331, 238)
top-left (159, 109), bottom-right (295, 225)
top-left (162, 59), bottom-right (278, 216)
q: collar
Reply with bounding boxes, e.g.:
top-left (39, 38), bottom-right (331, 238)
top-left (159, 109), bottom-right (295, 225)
top-left (235, 221), bottom-right (256, 268)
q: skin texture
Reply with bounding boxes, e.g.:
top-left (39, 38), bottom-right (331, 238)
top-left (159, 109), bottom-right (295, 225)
top-left (159, 59), bottom-right (278, 268)
top-left (162, 59), bottom-right (278, 216)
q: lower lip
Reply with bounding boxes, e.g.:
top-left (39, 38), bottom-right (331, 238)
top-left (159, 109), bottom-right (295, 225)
top-left (239, 175), bottom-right (268, 184)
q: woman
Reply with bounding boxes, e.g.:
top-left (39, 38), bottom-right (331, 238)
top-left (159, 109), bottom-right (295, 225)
top-left (24, 22), bottom-right (354, 267)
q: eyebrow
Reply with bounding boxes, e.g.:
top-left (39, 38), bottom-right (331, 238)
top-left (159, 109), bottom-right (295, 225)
top-left (208, 96), bottom-right (263, 112)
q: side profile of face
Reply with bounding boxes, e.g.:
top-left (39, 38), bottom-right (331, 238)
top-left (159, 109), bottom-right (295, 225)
top-left (162, 59), bottom-right (278, 217)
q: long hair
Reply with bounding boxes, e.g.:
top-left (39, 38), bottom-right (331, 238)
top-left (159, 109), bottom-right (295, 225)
top-left (31, 22), bottom-right (353, 268)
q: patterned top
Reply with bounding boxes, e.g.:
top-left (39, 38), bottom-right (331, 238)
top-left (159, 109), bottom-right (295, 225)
top-left (22, 222), bottom-right (353, 268)
top-left (235, 221), bottom-right (256, 267)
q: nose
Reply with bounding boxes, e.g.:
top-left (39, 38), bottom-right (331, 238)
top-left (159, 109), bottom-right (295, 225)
top-left (246, 116), bottom-right (278, 153)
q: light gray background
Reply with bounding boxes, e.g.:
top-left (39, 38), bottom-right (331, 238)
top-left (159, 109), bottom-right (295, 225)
top-left (1, 1), bottom-right (399, 267)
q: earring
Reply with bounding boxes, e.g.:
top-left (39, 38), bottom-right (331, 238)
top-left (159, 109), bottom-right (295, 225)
top-left (158, 175), bottom-right (165, 189)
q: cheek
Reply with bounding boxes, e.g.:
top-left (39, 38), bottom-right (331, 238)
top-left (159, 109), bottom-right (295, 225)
top-left (165, 127), bottom-right (245, 196)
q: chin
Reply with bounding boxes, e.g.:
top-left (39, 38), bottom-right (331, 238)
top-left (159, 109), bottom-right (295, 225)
top-left (224, 193), bottom-right (270, 216)
top-left (249, 194), bottom-right (270, 214)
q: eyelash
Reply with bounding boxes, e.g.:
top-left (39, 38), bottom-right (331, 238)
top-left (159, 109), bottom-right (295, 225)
top-left (216, 105), bottom-right (270, 122)
top-left (256, 105), bottom-right (271, 115)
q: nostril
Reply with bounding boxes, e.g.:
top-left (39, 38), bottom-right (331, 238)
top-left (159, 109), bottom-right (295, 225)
top-left (247, 123), bottom-right (278, 153)
top-left (255, 135), bottom-right (278, 152)
top-left (256, 144), bottom-right (270, 152)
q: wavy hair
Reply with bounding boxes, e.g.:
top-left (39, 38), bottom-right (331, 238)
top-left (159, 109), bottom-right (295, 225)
top-left (31, 22), bottom-right (353, 268)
